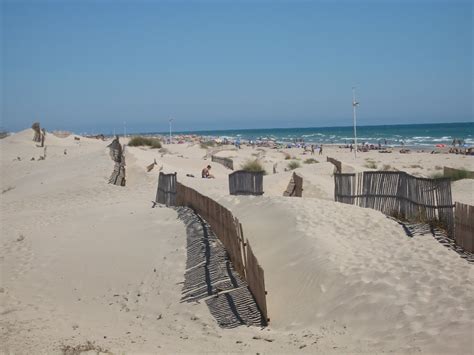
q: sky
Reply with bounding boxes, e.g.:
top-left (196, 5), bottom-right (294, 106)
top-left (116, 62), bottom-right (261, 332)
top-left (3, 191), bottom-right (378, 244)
top-left (1, 0), bottom-right (473, 134)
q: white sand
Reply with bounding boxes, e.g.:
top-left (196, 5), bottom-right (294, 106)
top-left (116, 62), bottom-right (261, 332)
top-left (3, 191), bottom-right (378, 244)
top-left (1, 130), bottom-right (473, 353)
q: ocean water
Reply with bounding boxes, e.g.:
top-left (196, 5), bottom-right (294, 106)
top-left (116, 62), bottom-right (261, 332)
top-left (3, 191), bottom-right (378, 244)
top-left (169, 122), bottom-right (473, 147)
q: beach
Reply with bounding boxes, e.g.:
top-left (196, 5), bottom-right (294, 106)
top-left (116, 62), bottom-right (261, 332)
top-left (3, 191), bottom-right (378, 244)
top-left (1, 129), bottom-right (473, 354)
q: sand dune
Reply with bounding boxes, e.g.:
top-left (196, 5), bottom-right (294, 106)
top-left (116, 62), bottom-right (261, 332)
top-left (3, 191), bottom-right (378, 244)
top-left (1, 130), bottom-right (473, 353)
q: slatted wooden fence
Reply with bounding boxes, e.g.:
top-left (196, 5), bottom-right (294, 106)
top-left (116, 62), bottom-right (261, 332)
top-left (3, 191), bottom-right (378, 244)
top-left (283, 172), bottom-right (303, 197)
top-left (454, 202), bottom-right (474, 252)
top-left (211, 155), bottom-right (234, 170)
top-left (156, 172), bottom-right (177, 206)
top-left (245, 240), bottom-right (268, 323)
top-left (327, 157), bottom-right (342, 173)
top-left (107, 137), bottom-right (126, 186)
top-left (229, 171), bottom-right (264, 196)
top-left (175, 182), bottom-right (268, 324)
top-left (335, 171), bottom-right (454, 235)
top-left (444, 167), bottom-right (474, 179)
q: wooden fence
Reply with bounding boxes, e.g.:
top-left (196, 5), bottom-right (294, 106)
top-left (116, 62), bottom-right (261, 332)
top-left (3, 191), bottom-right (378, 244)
top-left (334, 171), bottom-right (454, 235)
top-left (444, 167), bottom-right (474, 179)
top-left (156, 172), bottom-right (177, 207)
top-left (175, 182), bottom-right (268, 324)
top-left (211, 155), bottom-right (234, 170)
top-left (107, 137), bottom-right (126, 186)
top-left (245, 240), bottom-right (268, 323)
top-left (454, 202), bottom-right (474, 252)
top-left (283, 172), bottom-right (303, 197)
top-left (229, 171), bottom-right (264, 196)
top-left (327, 157), bottom-right (342, 173)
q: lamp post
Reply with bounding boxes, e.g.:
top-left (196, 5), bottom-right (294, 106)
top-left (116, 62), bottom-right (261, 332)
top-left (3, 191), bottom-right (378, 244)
top-left (352, 87), bottom-right (359, 159)
top-left (169, 117), bottom-right (174, 144)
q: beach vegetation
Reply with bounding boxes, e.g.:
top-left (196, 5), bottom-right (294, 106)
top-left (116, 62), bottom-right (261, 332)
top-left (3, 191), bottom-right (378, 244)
top-left (304, 158), bottom-right (318, 164)
top-left (241, 159), bottom-right (267, 174)
top-left (287, 161), bottom-right (301, 170)
top-left (284, 152), bottom-right (291, 160)
top-left (364, 160), bottom-right (377, 169)
top-left (410, 164), bottom-right (423, 169)
top-left (382, 164), bottom-right (392, 171)
top-left (128, 136), bottom-right (162, 149)
top-left (200, 141), bottom-right (216, 149)
top-left (430, 171), bottom-right (445, 179)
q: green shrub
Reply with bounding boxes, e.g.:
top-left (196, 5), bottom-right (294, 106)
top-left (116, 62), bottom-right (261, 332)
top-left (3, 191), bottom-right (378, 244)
top-left (287, 161), bottom-right (301, 170)
top-left (128, 136), bottom-right (162, 149)
top-left (241, 160), bottom-right (266, 174)
top-left (304, 158), bottom-right (319, 164)
top-left (382, 164), bottom-right (392, 171)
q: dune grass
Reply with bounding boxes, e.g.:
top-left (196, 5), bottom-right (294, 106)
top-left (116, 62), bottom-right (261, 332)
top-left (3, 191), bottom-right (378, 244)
top-left (431, 168), bottom-right (471, 181)
top-left (287, 161), bottom-right (301, 170)
top-left (200, 141), bottom-right (216, 149)
top-left (241, 159), bottom-right (266, 174)
top-left (128, 136), bottom-right (162, 149)
top-left (304, 158), bottom-right (318, 164)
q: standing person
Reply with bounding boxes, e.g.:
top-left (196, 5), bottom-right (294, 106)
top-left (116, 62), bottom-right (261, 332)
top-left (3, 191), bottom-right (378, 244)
top-left (319, 144), bottom-right (323, 155)
top-left (311, 144), bottom-right (315, 155)
top-left (201, 165), bottom-right (215, 179)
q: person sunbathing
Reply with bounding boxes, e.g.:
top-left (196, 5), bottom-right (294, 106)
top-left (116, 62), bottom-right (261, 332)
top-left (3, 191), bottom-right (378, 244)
top-left (202, 165), bottom-right (215, 178)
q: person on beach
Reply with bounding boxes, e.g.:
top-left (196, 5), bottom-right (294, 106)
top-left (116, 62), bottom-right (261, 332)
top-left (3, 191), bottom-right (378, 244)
top-left (311, 144), bottom-right (315, 155)
top-left (319, 144), bottom-right (323, 155)
top-left (202, 165), bottom-right (215, 179)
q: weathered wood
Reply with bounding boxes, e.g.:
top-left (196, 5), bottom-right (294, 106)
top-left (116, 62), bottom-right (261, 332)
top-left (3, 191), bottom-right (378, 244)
top-left (335, 171), bottom-right (455, 235)
top-left (283, 172), bottom-right (303, 197)
top-left (107, 137), bottom-right (126, 186)
top-left (246, 240), bottom-right (268, 325)
top-left (229, 170), bottom-right (264, 196)
top-left (455, 202), bottom-right (474, 252)
top-left (327, 157), bottom-right (342, 173)
top-left (175, 182), bottom-right (268, 323)
top-left (156, 172), bottom-right (177, 206)
top-left (211, 155), bottom-right (234, 170)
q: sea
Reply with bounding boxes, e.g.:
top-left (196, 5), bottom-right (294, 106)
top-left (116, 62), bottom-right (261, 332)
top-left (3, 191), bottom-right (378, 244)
top-left (166, 122), bottom-right (473, 147)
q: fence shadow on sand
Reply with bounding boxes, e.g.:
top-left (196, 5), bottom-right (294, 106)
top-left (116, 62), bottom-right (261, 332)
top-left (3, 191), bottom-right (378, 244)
top-left (392, 217), bottom-right (474, 263)
top-left (176, 207), bottom-right (265, 328)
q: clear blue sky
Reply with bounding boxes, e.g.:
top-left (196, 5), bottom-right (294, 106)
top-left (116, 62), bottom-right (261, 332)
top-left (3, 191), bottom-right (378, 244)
top-left (2, 0), bottom-right (472, 133)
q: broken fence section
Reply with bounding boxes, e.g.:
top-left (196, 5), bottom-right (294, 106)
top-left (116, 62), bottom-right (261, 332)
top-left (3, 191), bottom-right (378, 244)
top-left (283, 172), bottom-right (303, 197)
top-left (107, 137), bottom-right (126, 186)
